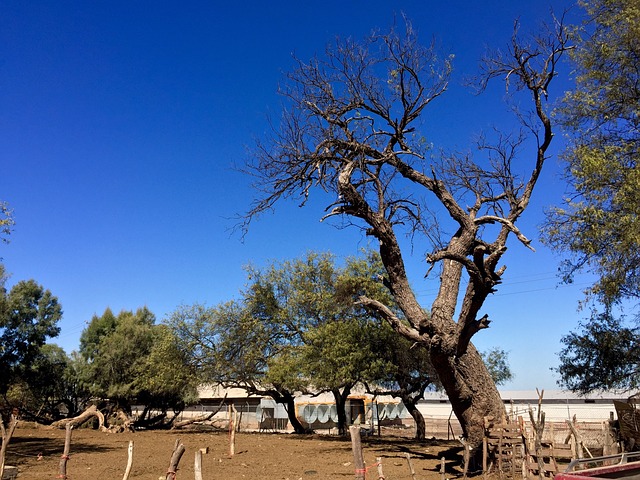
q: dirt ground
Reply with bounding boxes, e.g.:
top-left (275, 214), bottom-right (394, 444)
top-left (4, 424), bottom-right (466, 479)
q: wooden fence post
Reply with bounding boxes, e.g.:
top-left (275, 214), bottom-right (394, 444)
top-left (165, 439), bottom-right (185, 480)
top-left (194, 449), bottom-right (203, 480)
top-left (375, 456), bottom-right (385, 480)
top-left (122, 440), bottom-right (134, 480)
top-left (405, 452), bottom-right (417, 480)
top-left (350, 426), bottom-right (366, 480)
top-left (229, 405), bottom-right (238, 456)
top-left (58, 423), bottom-right (73, 480)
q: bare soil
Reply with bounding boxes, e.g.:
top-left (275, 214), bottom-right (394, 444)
top-left (5, 424), bottom-right (466, 479)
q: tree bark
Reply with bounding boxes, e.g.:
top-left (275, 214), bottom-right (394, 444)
top-left (430, 342), bottom-right (504, 466)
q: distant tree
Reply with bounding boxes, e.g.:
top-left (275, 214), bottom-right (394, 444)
top-left (481, 347), bottom-right (513, 387)
top-left (364, 325), bottom-right (438, 441)
top-left (557, 312), bottom-right (640, 393)
top-left (169, 250), bottom-right (395, 435)
top-left (168, 300), bottom-right (314, 434)
top-left (78, 307), bottom-right (196, 424)
top-left (5, 344), bottom-right (78, 422)
top-left (300, 318), bottom-right (395, 435)
top-left (78, 307), bottom-right (156, 410)
top-left (134, 324), bottom-right (199, 422)
top-left (0, 276), bottom-right (62, 398)
top-left (543, 0), bottom-right (640, 307)
top-left (244, 19), bottom-right (569, 451)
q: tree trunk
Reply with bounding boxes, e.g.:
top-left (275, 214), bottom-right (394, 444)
top-left (332, 386), bottom-right (352, 436)
top-left (402, 398), bottom-right (426, 441)
top-left (430, 342), bottom-right (504, 467)
top-left (280, 392), bottom-right (309, 434)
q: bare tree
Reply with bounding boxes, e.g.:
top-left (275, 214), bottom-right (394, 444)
top-left (244, 18), bottom-right (569, 456)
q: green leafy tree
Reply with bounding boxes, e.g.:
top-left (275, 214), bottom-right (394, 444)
top-left (557, 312), bottom-right (640, 393)
top-left (134, 324), bottom-right (199, 423)
top-left (1, 275), bottom-right (62, 397)
top-left (244, 19), bottom-right (569, 450)
top-left (364, 325), bottom-right (438, 441)
top-left (168, 300), bottom-right (313, 433)
top-left (481, 348), bottom-right (513, 387)
top-left (78, 307), bottom-right (197, 423)
top-left (6, 344), bottom-right (81, 422)
top-left (300, 318), bottom-right (395, 435)
top-left (541, 0), bottom-right (639, 394)
top-left (169, 251), bottom-right (395, 434)
top-left (543, 0), bottom-right (640, 306)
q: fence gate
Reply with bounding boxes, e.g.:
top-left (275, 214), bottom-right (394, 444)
top-left (483, 416), bottom-right (526, 479)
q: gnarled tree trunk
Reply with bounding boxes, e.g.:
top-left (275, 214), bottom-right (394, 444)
top-left (430, 344), bottom-right (504, 453)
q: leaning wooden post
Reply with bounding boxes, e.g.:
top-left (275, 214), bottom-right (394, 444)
top-left (122, 440), bottom-right (134, 480)
top-left (165, 439), bottom-right (185, 480)
top-left (405, 452), bottom-right (417, 480)
top-left (350, 426), bottom-right (366, 480)
top-left (0, 413), bottom-right (18, 479)
top-left (58, 423), bottom-right (73, 480)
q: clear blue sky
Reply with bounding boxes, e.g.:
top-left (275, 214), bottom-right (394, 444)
top-left (2, 0), bottom-right (588, 390)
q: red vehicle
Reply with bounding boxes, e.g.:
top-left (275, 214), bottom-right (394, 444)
top-left (555, 453), bottom-right (640, 480)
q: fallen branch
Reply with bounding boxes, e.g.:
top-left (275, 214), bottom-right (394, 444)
top-left (51, 405), bottom-right (107, 431)
top-left (172, 393), bottom-right (228, 430)
top-left (108, 409), bottom-right (134, 433)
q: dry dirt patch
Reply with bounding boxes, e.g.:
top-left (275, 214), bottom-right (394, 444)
top-left (5, 426), bottom-right (465, 479)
